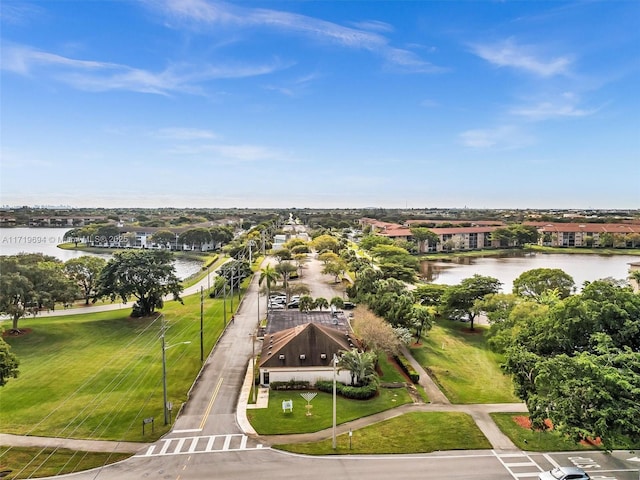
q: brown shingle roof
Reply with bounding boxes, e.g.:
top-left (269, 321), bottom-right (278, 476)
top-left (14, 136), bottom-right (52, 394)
top-left (260, 323), bottom-right (355, 369)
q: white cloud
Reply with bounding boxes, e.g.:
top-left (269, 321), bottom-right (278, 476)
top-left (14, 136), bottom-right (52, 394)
top-left (510, 93), bottom-right (597, 120)
top-left (155, 128), bottom-right (218, 140)
top-left (471, 38), bottom-right (571, 77)
top-left (459, 125), bottom-right (533, 150)
top-left (1, 43), bottom-right (285, 95)
top-left (151, 0), bottom-right (442, 73)
top-left (165, 142), bottom-right (285, 162)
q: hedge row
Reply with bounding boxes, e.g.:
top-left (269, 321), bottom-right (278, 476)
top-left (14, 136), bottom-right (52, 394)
top-left (270, 380), bottom-right (311, 391)
top-left (394, 354), bottom-right (420, 383)
top-left (316, 380), bottom-right (377, 400)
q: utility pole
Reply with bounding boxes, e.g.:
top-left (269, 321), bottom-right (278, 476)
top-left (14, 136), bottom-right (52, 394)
top-left (223, 281), bottom-right (227, 327)
top-left (332, 353), bottom-right (338, 449)
top-left (200, 287), bottom-right (204, 365)
top-left (230, 267), bottom-right (235, 312)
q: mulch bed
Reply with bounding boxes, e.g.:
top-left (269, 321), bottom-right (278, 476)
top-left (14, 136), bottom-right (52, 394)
top-left (2, 328), bottom-right (33, 338)
top-left (512, 415), bottom-right (602, 446)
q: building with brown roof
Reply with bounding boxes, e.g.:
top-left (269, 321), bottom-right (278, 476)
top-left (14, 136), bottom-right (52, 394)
top-left (259, 315), bottom-right (356, 386)
top-left (525, 222), bottom-right (640, 248)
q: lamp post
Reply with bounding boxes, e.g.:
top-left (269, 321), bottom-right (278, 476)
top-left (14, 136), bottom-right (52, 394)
top-left (161, 324), bottom-right (191, 426)
top-left (332, 353), bottom-right (338, 449)
top-left (249, 332), bottom-right (257, 403)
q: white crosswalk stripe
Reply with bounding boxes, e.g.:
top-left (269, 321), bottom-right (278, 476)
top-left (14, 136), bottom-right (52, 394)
top-left (493, 451), bottom-right (544, 479)
top-left (136, 434), bottom-right (264, 457)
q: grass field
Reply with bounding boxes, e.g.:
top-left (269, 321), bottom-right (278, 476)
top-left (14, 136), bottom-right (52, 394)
top-left (247, 388), bottom-right (412, 435)
top-left (1, 293), bottom-right (234, 442)
top-left (410, 319), bottom-right (519, 404)
top-left (0, 446), bottom-right (130, 480)
top-left (275, 411), bottom-right (491, 454)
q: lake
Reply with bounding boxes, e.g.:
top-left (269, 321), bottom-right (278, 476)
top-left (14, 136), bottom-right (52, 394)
top-left (0, 227), bottom-right (202, 280)
top-left (421, 251), bottom-right (639, 292)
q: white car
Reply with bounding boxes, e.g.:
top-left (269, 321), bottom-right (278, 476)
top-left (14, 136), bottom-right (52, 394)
top-left (538, 467), bottom-right (590, 480)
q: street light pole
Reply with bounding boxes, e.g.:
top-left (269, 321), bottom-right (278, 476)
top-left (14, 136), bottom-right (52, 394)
top-left (250, 332), bottom-right (257, 403)
top-left (162, 322), bottom-right (168, 425)
top-left (332, 353), bottom-right (338, 449)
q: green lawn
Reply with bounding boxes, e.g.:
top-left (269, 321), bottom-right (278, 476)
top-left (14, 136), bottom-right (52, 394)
top-left (490, 413), bottom-right (599, 452)
top-left (247, 388), bottom-right (412, 435)
top-left (1, 294), bottom-right (234, 442)
top-left (0, 446), bottom-right (130, 480)
top-left (275, 411), bottom-right (491, 455)
top-left (410, 319), bottom-right (519, 404)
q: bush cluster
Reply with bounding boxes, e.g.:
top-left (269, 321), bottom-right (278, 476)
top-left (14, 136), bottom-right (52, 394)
top-left (270, 380), bottom-right (311, 390)
top-left (394, 354), bottom-right (420, 383)
top-left (315, 381), bottom-right (378, 400)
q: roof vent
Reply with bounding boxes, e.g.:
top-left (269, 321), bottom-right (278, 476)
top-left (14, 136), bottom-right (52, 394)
top-left (279, 354), bottom-right (285, 360)
top-left (299, 354), bottom-right (306, 360)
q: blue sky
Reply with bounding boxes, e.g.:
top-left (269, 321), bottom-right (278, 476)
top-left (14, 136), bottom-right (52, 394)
top-left (1, 0), bottom-right (638, 209)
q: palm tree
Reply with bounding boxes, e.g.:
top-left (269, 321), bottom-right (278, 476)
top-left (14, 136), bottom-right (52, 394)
top-left (330, 296), bottom-right (344, 310)
top-left (275, 261), bottom-right (297, 302)
top-left (314, 297), bottom-right (329, 311)
top-left (338, 349), bottom-right (378, 387)
top-left (259, 264), bottom-right (280, 303)
top-left (298, 295), bottom-right (314, 313)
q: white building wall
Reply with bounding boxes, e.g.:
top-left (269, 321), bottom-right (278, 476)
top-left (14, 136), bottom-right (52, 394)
top-left (261, 367), bottom-right (351, 386)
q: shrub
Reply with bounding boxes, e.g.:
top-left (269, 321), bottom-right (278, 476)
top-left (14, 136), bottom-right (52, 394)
top-left (394, 354), bottom-right (419, 383)
top-left (316, 380), bottom-right (378, 400)
top-left (270, 380), bottom-right (311, 391)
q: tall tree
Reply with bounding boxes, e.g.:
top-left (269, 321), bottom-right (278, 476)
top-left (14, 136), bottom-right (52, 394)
top-left (500, 279), bottom-right (640, 449)
top-left (411, 304), bottom-right (435, 341)
top-left (178, 227), bottom-right (212, 251)
top-left (150, 230), bottom-right (177, 248)
top-left (410, 226), bottom-right (439, 253)
top-left (512, 268), bottom-right (575, 300)
top-left (0, 255), bottom-right (78, 331)
top-left (275, 261), bottom-right (298, 302)
top-left (442, 275), bottom-right (502, 330)
top-left (97, 250), bottom-right (183, 317)
top-left (311, 234), bottom-right (339, 254)
top-left (0, 337), bottom-right (19, 387)
top-left (65, 256), bottom-right (107, 305)
top-left (259, 264), bottom-right (280, 301)
top-left (337, 349), bottom-right (378, 386)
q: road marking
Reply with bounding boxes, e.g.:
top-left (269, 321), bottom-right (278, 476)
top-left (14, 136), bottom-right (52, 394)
top-left (188, 437), bottom-right (199, 453)
top-left (222, 435), bottom-right (232, 450)
top-left (543, 453), bottom-right (561, 469)
top-left (173, 428), bottom-right (202, 433)
top-left (492, 450), bottom-right (544, 479)
top-left (199, 377), bottom-right (223, 430)
top-left (135, 434), bottom-right (264, 457)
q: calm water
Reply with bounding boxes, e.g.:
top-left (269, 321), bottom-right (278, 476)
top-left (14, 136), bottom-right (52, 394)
top-left (0, 227), bottom-right (201, 280)
top-left (421, 252), bottom-right (640, 292)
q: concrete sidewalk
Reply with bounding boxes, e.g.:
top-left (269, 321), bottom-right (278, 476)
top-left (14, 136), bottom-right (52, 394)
top-left (0, 433), bottom-right (148, 454)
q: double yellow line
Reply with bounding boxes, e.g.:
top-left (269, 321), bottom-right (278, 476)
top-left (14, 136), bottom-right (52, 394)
top-left (199, 377), bottom-right (223, 430)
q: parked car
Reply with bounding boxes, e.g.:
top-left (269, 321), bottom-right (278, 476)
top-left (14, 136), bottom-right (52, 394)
top-left (538, 467), bottom-right (590, 480)
top-left (342, 302), bottom-right (356, 309)
top-left (287, 301), bottom-right (299, 309)
top-left (269, 303), bottom-right (285, 310)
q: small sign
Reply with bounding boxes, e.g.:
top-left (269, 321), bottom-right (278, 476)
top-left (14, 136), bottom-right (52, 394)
top-left (282, 399), bottom-right (293, 413)
top-left (142, 417), bottom-right (154, 435)
top-left (166, 402), bottom-right (173, 411)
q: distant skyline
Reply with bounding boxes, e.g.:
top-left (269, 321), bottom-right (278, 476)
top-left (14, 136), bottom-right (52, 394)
top-left (1, 1), bottom-right (638, 209)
